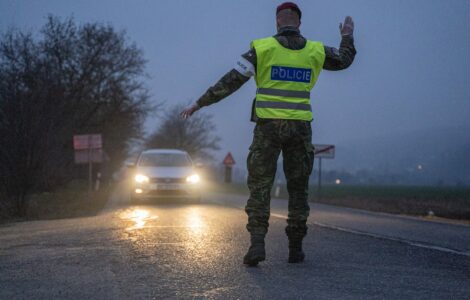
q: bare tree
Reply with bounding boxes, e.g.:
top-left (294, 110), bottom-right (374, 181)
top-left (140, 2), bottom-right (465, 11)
top-left (0, 16), bottom-right (154, 215)
top-left (146, 104), bottom-right (220, 159)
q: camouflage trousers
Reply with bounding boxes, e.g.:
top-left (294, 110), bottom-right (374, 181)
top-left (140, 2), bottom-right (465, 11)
top-left (245, 119), bottom-right (315, 240)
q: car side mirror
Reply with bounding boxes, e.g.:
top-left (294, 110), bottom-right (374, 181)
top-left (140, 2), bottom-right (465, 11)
top-left (125, 161), bottom-right (136, 169)
top-left (195, 162), bottom-right (203, 169)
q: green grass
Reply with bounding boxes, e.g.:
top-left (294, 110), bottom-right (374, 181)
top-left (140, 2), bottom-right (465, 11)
top-left (210, 183), bottom-right (470, 220)
top-left (308, 185), bottom-right (470, 201)
top-left (25, 180), bottom-right (111, 220)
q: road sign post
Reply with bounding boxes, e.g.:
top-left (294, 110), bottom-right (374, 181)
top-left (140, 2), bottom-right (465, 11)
top-left (73, 134), bottom-right (103, 193)
top-left (222, 152), bottom-right (236, 183)
top-left (313, 144), bottom-right (335, 200)
top-left (318, 157), bottom-right (322, 200)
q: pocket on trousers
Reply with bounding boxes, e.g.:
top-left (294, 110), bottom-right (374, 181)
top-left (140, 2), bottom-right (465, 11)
top-left (304, 142), bottom-right (315, 176)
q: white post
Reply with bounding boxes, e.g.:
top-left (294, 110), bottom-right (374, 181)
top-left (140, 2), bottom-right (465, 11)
top-left (274, 179), bottom-right (281, 197)
top-left (95, 172), bottom-right (101, 191)
top-left (88, 135), bottom-right (93, 194)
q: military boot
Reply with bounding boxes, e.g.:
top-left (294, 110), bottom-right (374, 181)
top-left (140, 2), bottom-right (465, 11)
top-left (243, 235), bottom-right (265, 266)
top-left (288, 238), bottom-right (305, 263)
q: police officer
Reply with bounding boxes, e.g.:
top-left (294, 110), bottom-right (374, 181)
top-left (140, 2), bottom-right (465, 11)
top-left (181, 2), bottom-right (356, 266)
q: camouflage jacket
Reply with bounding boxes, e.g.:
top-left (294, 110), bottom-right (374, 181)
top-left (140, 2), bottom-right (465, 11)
top-left (196, 26), bottom-right (356, 122)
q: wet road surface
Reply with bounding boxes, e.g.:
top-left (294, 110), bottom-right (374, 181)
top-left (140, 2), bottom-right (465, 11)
top-left (0, 189), bottom-right (469, 299)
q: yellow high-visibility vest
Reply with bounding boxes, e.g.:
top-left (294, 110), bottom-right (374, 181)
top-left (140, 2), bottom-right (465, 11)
top-left (251, 37), bottom-right (325, 121)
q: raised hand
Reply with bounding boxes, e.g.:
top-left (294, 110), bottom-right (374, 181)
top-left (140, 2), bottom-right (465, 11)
top-left (339, 16), bottom-right (354, 36)
top-left (180, 103), bottom-right (200, 119)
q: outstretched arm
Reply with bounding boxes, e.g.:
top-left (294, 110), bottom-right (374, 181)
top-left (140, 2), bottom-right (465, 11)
top-left (180, 50), bottom-right (256, 119)
top-left (323, 16), bottom-right (356, 71)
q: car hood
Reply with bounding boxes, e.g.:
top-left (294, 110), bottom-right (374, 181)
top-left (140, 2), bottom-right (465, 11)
top-left (136, 167), bottom-right (195, 179)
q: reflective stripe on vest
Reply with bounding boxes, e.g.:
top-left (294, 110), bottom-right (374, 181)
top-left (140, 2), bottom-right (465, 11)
top-left (256, 88), bottom-right (310, 99)
top-left (256, 101), bottom-right (312, 111)
top-left (251, 37), bottom-right (325, 121)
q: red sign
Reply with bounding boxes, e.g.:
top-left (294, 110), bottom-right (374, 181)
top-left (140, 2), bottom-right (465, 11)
top-left (223, 152), bottom-right (236, 166)
top-left (74, 149), bottom-right (104, 164)
top-left (73, 134), bottom-right (102, 150)
top-left (313, 144), bottom-right (335, 159)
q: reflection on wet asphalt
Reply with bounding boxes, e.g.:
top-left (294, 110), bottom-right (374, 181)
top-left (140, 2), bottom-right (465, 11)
top-left (120, 208), bottom-right (160, 231)
top-left (0, 199), bottom-right (469, 299)
top-left (116, 204), bottom-right (242, 275)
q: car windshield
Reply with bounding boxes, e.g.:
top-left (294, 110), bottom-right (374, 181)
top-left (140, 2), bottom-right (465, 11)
top-left (138, 153), bottom-right (192, 167)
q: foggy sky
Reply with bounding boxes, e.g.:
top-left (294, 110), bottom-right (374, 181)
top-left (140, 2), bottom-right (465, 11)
top-left (1, 0), bottom-right (469, 167)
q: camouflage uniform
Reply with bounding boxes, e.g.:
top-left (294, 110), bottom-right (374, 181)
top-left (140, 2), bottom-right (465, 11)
top-left (196, 26), bottom-right (356, 240)
top-left (246, 119), bottom-right (314, 239)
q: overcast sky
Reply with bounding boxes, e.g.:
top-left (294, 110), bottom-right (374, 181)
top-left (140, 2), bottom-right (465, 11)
top-left (1, 0), bottom-right (469, 166)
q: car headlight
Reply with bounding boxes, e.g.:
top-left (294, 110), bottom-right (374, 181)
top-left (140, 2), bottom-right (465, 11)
top-left (186, 174), bottom-right (200, 184)
top-left (135, 174), bottom-right (149, 184)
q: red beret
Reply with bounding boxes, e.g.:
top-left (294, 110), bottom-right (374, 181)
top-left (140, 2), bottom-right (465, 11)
top-left (276, 2), bottom-right (302, 19)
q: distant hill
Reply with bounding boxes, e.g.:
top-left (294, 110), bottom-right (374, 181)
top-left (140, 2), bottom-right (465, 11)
top-left (326, 126), bottom-right (470, 185)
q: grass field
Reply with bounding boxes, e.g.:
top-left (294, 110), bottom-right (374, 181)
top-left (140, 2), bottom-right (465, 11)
top-left (25, 180), bottom-right (111, 220)
top-left (210, 183), bottom-right (470, 220)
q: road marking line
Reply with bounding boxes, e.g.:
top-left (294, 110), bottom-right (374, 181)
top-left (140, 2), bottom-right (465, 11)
top-left (270, 213), bottom-right (288, 219)
top-left (270, 213), bottom-right (470, 257)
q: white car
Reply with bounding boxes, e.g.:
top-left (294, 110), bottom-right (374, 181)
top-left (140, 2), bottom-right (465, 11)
top-left (130, 149), bottom-right (201, 201)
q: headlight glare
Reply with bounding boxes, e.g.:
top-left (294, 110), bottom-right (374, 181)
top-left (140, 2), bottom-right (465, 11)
top-left (135, 174), bottom-right (149, 183)
top-left (186, 174), bottom-right (200, 184)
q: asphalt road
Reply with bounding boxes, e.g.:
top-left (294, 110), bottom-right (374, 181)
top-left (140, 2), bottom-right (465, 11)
top-left (0, 188), bottom-right (469, 299)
